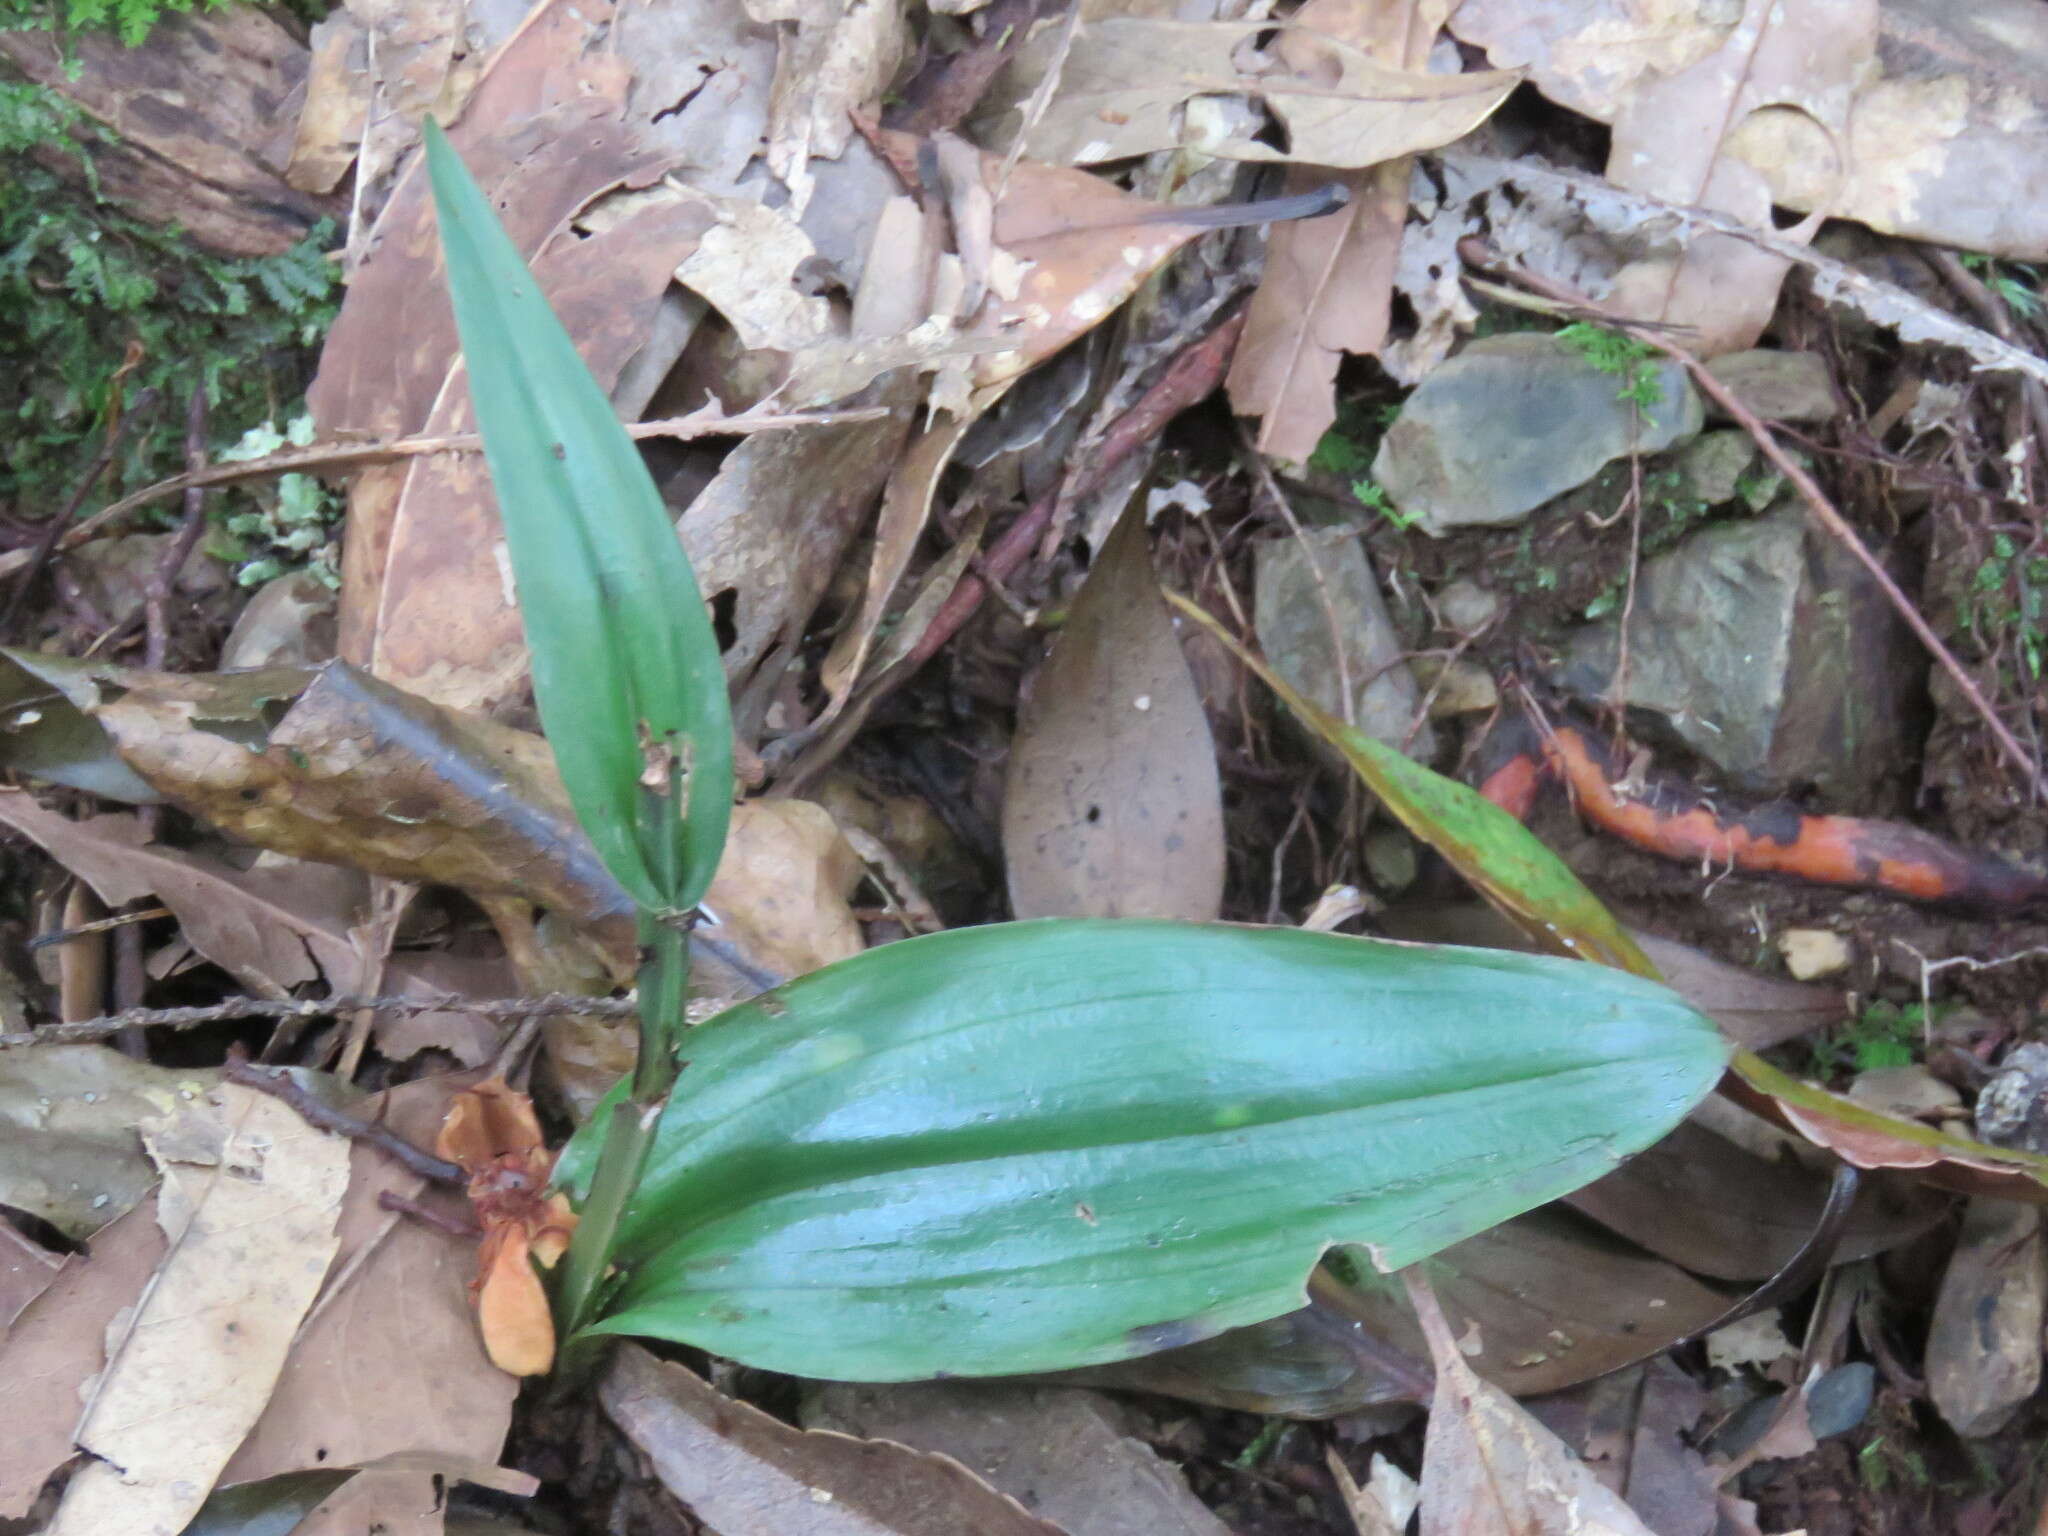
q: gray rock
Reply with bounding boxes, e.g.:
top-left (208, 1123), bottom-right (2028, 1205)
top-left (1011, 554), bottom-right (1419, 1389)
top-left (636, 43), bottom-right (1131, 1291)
top-left (1927, 1198), bottom-right (2044, 1438)
top-left (1705, 349), bottom-right (1836, 424)
top-left (1669, 430), bottom-right (1758, 506)
top-left (1434, 577), bottom-right (1501, 633)
top-left (1255, 528), bottom-right (1435, 765)
top-left (1373, 332), bottom-right (1701, 533)
top-left (1560, 498), bottom-right (1920, 797)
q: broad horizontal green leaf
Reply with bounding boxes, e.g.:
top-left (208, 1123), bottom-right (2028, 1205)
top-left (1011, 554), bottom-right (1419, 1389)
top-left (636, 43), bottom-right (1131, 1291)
top-left (1166, 593), bottom-right (1656, 977)
top-left (423, 118), bottom-right (731, 912)
top-left (555, 917), bottom-right (1728, 1380)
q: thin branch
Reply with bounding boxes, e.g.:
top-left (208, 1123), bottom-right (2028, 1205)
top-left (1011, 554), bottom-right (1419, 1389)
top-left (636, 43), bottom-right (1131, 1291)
top-left (1, 991), bottom-right (638, 1049)
top-left (224, 1050), bottom-right (464, 1185)
top-left (1461, 239), bottom-right (2048, 804)
top-left (0, 405), bottom-right (894, 579)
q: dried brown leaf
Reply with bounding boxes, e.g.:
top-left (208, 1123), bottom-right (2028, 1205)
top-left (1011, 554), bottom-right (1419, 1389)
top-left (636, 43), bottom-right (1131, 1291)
top-left (1406, 1269), bottom-right (1657, 1536)
top-left (0, 1221), bottom-right (61, 1334)
top-left (1003, 507), bottom-right (1224, 921)
top-left (1227, 0), bottom-right (1449, 462)
top-left (0, 1197), bottom-right (168, 1516)
top-left (704, 800), bottom-right (865, 978)
top-left (807, 1379), bottom-right (1232, 1536)
top-left (0, 793), bottom-right (505, 1063)
top-left (287, 12), bottom-right (371, 194)
top-left (44, 1084), bottom-right (350, 1536)
top-left (1454, 0), bottom-right (2048, 262)
top-left (1008, 16), bottom-right (1513, 167)
top-left (222, 1074), bottom-right (519, 1536)
top-left (602, 1345), bottom-right (1071, 1536)
top-left (746, 0), bottom-right (909, 214)
top-left (1077, 1208), bottom-right (1731, 1415)
top-left (1565, 1120), bottom-right (1943, 1283)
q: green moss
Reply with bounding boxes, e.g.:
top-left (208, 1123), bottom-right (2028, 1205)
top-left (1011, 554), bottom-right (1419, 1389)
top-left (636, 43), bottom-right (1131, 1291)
top-left (0, 75), bottom-right (339, 554)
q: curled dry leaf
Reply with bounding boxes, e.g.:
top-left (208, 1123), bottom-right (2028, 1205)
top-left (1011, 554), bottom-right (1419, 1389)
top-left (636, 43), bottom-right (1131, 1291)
top-left (1730, 1050), bottom-right (2048, 1204)
top-left (0, 657), bottom-right (637, 967)
top-left (1004, 506), bottom-right (1225, 922)
top-left (436, 1078), bottom-right (578, 1377)
top-left (601, 1345), bottom-right (1069, 1536)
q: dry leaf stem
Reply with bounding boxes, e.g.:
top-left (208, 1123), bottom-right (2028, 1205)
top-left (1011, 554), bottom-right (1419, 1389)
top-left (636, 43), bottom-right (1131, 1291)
top-left (1463, 239), bottom-right (2048, 803)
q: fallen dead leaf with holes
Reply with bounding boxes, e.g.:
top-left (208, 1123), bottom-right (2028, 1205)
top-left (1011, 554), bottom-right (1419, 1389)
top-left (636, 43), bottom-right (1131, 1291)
top-left (1003, 504), bottom-right (1224, 922)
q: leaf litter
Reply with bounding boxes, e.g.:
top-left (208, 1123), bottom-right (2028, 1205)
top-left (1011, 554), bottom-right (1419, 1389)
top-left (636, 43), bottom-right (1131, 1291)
top-left (11, 0), bottom-right (2048, 1527)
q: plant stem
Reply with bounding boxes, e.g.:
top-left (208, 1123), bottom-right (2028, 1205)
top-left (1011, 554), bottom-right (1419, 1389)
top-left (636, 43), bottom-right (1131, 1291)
top-left (554, 910), bottom-right (690, 1340)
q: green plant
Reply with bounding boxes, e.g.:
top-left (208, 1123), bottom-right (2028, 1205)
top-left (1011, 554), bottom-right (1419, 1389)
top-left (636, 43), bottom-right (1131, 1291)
top-left (1556, 321), bottom-right (1665, 411)
top-left (1810, 999), bottom-right (1944, 1078)
top-left (1962, 533), bottom-right (2048, 683)
top-left (428, 125), bottom-right (1729, 1380)
top-left (1307, 413), bottom-right (1419, 527)
top-left (213, 415), bottom-right (342, 586)
top-left (1960, 252), bottom-right (2044, 321)
top-left (0, 79), bottom-right (338, 515)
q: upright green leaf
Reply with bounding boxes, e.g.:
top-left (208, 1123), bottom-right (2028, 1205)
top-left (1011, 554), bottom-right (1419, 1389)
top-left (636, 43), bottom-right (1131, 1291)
top-left (556, 918), bottom-right (1728, 1380)
top-left (422, 119), bottom-right (730, 912)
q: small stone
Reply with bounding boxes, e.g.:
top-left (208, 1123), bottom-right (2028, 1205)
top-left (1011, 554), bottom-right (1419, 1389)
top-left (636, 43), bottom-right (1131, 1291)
top-left (1364, 827), bottom-right (1417, 893)
top-left (1778, 928), bottom-right (1850, 980)
top-left (1255, 529), bottom-right (1435, 764)
top-left (1434, 578), bottom-right (1500, 633)
top-left (1670, 429), bottom-right (1758, 505)
top-left (1373, 332), bottom-right (1701, 533)
top-left (1704, 350), bottom-right (1836, 423)
top-left (1412, 656), bottom-right (1499, 716)
top-left (1848, 1065), bottom-right (1962, 1121)
top-left (1975, 1043), bottom-right (2048, 1152)
top-left (1558, 497), bottom-right (1921, 798)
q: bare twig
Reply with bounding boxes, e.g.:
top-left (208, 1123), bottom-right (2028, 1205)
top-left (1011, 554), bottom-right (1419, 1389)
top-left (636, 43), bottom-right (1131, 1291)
top-left (2, 991), bottom-right (638, 1049)
top-left (0, 405), bottom-right (894, 582)
top-left (1462, 239), bottom-right (2048, 804)
top-left (225, 1049), bottom-right (464, 1184)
